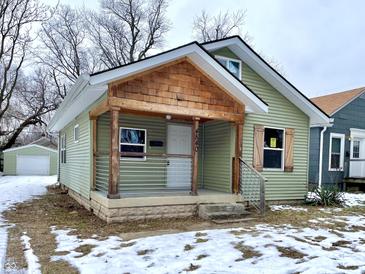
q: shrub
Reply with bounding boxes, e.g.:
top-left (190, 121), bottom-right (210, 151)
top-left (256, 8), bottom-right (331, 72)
top-left (305, 186), bottom-right (344, 206)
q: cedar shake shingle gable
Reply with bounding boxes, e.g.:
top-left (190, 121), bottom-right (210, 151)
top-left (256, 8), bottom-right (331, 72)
top-left (311, 87), bottom-right (365, 116)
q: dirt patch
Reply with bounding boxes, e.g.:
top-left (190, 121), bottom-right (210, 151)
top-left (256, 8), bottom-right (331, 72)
top-left (195, 232), bottom-right (207, 237)
top-left (184, 244), bottom-right (195, 251)
top-left (195, 238), bottom-right (208, 243)
top-left (313, 236), bottom-right (327, 242)
top-left (196, 254), bottom-right (208, 260)
top-left (234, 242), bottom-right (262, 260)
top-left (4, 226), bottom-right (27, 271)
top-left (184, 263), bottom-right (200, 272)
top-left (332, 240), bottom-right (352, 248)
top-left (337, 265), bottom-right (359, 270)
top-left (277, 246), bottom-right (306, 259)
top-left (74, 244), bottom-right (96, 258)
top-left (136, 249), bottom-right (154, 256)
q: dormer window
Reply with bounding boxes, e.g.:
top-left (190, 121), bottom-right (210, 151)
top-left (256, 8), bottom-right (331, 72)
top-left (215, 55), bottom-right (242, 79)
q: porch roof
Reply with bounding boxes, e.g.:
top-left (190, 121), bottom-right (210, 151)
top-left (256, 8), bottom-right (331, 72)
top-left (48, 42), bottom-right (268, 132)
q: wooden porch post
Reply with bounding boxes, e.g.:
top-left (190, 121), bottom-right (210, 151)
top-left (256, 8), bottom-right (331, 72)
top-left (191, 117), bottom-right (200, 196)
top-left (108, 107), bottom-right (120, 199)
top-left (233, 121), bottom-right (243, 194)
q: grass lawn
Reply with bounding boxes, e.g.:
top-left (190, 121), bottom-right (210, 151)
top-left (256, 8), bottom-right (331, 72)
top-left (3, 185), bottom-right (365, 273)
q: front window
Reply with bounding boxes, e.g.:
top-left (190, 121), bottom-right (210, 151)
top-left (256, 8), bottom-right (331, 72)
top-left (60, 134), bottom-right (66, 164)
top-left (329, 133), bottom-right (345, 171)
top-left (215, 56), bottom-right (242, 79)
top-left (263, 128), bottom-right (284, 169)
top-left (120, 127), bottom-right (146, 160)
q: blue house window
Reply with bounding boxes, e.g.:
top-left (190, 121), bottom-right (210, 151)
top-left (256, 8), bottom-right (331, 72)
top-left (120, 127), bottom-right (146, 160)
top-left (329, 133), bottom-right (345, 171)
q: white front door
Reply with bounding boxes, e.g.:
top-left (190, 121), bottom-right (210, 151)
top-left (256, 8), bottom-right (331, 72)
top-left (16, 155), bottom-right (50, 175)
top-left (166, 124), bottom-right (192, 189)
top-left (350, 137), bottom-right (365, 177)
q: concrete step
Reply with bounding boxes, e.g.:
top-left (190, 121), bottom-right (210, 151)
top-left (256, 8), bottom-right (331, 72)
top-left (198, 203), bottom-right (250, 220)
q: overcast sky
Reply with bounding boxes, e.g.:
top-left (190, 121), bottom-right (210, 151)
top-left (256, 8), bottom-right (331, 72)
top-left (43, 0), bottom-right (365, 98)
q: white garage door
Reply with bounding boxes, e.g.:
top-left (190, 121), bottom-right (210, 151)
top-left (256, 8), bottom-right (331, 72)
top-left (16, 155), bottom-right (50, 175)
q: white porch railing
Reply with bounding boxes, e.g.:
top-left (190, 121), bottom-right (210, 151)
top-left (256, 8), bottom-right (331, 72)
top-left (239, 158), bottom-right (267, 214)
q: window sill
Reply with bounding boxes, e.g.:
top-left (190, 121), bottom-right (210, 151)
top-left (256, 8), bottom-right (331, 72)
top-left (263, 168), bottom-right (284, 172)
top-left (120, 157), bottom-right (147, 162)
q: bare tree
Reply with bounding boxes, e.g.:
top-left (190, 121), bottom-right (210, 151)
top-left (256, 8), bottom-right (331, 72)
top-left (0, 0), bottom-right (50, 149)
top-left (0, 69), bottom-right (59, 150)
top-left (86, 0), bottom-right (170, 68)
top-left (38, 5), bottom-right (97, 99)
top-left (193, 10), bottom-right (251, 43)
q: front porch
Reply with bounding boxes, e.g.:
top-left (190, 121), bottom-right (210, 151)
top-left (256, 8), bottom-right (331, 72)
top-left (89, 59), bottom-right (245, 201)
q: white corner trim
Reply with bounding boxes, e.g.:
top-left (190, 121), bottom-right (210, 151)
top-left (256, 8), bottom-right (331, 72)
top-left (328, 132), bottom-right (345, 172)
top-left (3, 144), bottom-right (57, 153)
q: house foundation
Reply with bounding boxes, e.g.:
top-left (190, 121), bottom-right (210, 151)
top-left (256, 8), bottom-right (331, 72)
top-left (66, 186), bottom-right (242, 223)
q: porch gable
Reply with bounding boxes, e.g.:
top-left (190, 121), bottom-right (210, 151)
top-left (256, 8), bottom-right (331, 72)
top-left (107, 59), bottom-right (245, 122)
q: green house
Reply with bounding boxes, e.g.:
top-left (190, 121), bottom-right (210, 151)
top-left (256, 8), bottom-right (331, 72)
top-left (48, 36), bottom-right (330, 223)
top-left (3, 138), bottom-right (58, 176)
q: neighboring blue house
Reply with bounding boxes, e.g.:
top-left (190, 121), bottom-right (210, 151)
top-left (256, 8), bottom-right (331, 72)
top-left (309, 87), bottom-right (365, 191)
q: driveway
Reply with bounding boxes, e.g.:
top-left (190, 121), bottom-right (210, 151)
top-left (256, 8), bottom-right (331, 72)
top-left (0, 176), bottom-right (56, 273)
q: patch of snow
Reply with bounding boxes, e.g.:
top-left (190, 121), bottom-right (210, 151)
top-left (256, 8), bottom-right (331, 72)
top-left (21, 233), bottom-right (41, 274)
top-left (343, 193), bottom-right (365, 207)
top-left (270, 205), bottom-right (308, 212)
top-left (0, 176), bottom-right (56, 274)
top-left (51, 214), bottom-right (365, 274)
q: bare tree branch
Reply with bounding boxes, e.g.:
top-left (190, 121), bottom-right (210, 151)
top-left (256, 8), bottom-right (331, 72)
top-left (85, 0), bottom-right (170, 68)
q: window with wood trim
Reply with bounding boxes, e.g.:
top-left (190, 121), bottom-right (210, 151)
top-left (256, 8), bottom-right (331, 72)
top-left (215, 55), bottom-right (242, 79)
top-left (120, 127), bottom-right (147, 160)
top-left (263, 127), bottom-right (285, 170)
top-left (329, 133), bottom-right (345, 171)
top-left (60, 134), bottom-right (66, 164)
top-left (73, 124), bottom-right (80, 143)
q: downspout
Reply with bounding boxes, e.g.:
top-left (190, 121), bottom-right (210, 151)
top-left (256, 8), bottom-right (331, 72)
top-left (318, 126), bottom-right (327, 188)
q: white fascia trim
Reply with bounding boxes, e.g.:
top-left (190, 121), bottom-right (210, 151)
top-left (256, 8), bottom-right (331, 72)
top-left (48, 75), bottom-right (91, 131)
top-left (203, 37), bottom-right (331, 126)
top-left (90, 43), bottom-right (268, 114)
top-left (350, 128), bottom-right (365, 138)
top-left (3, 144), bottom-right (57, 153)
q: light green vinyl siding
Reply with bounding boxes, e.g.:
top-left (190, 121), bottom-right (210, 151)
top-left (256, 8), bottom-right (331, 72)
top-left (95, 113), bottom-right (233, 194)
top-left (201, 121), bottom-right (234, 193)
top-left (3, 146), bottom-right (57, 175)
top-left (96, 113), bottom-right (168, 193)
top-left (213, 47), bottom-right (310, 200)
top-left (59, 111), bottom-right (92, 198)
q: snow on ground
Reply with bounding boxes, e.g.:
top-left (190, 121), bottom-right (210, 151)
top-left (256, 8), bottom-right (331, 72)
top-left (272, 192), bottom-right (365, 213)
top-left (51, 214), bottom-right (365, 274)
top-left (0, 176), bottom-right (56, 273)
top-left (21, 233), bottom-right (41, 274)
top-left (270, 205), bottom-right (308, 212)
top-left (343, 193), bottom-right (365, 207)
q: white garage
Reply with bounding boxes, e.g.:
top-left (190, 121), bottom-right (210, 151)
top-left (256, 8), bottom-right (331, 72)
top-left (3, 143), bottom-right (58, 176)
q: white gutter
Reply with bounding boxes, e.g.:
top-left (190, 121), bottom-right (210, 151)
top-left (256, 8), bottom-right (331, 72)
top-left (318, 126), bottom-right (328, 188)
